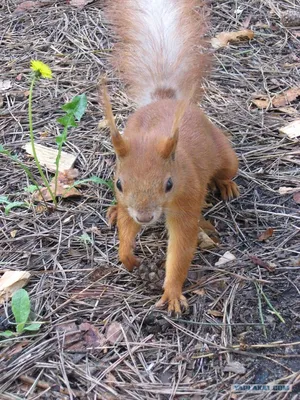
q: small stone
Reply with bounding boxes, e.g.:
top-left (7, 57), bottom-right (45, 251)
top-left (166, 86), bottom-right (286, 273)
top-left (149, 272), bottom-right (157, 282)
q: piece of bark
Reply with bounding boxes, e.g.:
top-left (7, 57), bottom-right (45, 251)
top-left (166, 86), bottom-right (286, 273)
top-left (23, 143), bottom-right (77, 173)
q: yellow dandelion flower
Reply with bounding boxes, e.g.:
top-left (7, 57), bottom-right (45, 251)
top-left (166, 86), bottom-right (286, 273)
top-left (30, 60), bottom-right (52, 79)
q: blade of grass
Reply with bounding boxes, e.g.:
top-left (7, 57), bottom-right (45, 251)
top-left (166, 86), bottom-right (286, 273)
top-left (255, 282), bottom-right (267, 339)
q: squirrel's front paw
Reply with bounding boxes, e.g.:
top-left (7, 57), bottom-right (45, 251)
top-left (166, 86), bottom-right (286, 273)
top-left (120, 253), bottom-right (141, 272)
top-left (156, 287), bottom-right (189, 316)
top-left (214, 179), bottom-right (239, 201)
top-left (107, 205), bottom-right (118, 227)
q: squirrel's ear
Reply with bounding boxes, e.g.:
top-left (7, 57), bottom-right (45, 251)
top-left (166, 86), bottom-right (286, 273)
top-left (157, 100), bottom-right (187, 159)
top-left (101, 83), bottom-right (129, 157)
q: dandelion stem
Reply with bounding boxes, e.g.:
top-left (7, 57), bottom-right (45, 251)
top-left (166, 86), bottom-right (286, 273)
top-left (28, 75), bottom-right (57, 205)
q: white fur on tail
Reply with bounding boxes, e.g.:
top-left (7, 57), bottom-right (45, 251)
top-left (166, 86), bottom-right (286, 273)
top-left (106, 0), bottom-right (209, 106)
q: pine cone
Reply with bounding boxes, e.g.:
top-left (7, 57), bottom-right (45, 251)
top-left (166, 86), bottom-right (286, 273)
top-left (135, 260), bottom-right (165, 292)
top-left (281, 10), bottom-right (300, 27)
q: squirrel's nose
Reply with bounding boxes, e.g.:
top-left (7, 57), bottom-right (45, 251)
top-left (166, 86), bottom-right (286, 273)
top-left (136, 213), bottom-right (154, 224)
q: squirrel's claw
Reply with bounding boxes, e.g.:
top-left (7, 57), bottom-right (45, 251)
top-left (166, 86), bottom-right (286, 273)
top-left (120, 254), bottom-right (141, 272)
top-left (214, 179), bottom-right (240, 201)
top-left (156, 290), bottom-right (189, 317)
top-left (107, 205), bottom-right (118, 227)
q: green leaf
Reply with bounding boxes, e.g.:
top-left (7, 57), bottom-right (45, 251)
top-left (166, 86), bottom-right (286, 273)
top-left (23, 322), bottom-right (42, 332)
top-left (0, 330), bottom-right (14, 338)
top-left (5, 201), bottom-right (28, 215)
top-left (74, 176), bottom-right (114, 190)
top-left (57, 114), bottom-right (77, 128)
top-left (0, 195), bottom-right (10, 204)
top-left (24, 185), bottom-right (39, 193)
top-left (61, 94), bottom-right (87, 121)
top-left (12, 289), bottom-right (30, 333)
top-left (79, 233), bottom-right (92, 244)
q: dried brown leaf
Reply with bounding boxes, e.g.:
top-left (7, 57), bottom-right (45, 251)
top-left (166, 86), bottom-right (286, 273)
top-left (14, 1), bottom-right (41, 14)
top-left (193, 288), bottom-right (206, 296)
top-left (273, 88), bottom-right (300, 107)
top-left (207, 309), bottom-right (223, 317)
top-left (33, 169), bottom-right (81, 202)
top-left (258, 228), bottom-right (274, 242)
top-left (293, 192), bottom-right (300, 204)
top-left (279, 119), bottom-right (300, 139)
top-left (106, 321), bottom-right (123, 344)
top-left (56, 321), bottom-right (106, 351)
top-left (249, 255), bottom-right (276, 272)
top-left (0, 271), bottom-right (31, 304)
top-left (211, 29), bottom-right (254, 49)
top-left (198, 229), bottom-right (217, 250)
top-left (251, 96), bottom-right (270, 109)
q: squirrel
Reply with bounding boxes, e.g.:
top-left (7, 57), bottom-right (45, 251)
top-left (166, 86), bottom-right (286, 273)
top-left (103, 0), bottom-right (239, 315)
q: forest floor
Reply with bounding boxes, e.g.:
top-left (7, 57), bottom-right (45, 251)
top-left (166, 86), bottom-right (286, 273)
top-left (0, 0), bottom-right (300, 399)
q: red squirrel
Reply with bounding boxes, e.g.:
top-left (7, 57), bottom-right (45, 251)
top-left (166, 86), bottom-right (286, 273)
top-left (104, 0), bottom-right (239, 315)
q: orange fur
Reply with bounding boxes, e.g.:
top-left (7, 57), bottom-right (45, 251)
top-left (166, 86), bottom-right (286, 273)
top-left (104, 1), bottom-right (239, 315)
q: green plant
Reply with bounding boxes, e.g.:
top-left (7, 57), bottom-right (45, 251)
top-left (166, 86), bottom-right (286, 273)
top-left (0, 289), bottom-right (42, 338)
top-left (255, 282), bottom-right (285, 338)
top-left (0, 195), bottom-right (28, 215)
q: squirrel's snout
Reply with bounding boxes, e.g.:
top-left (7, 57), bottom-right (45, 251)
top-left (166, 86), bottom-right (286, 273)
top-left (128, 207), bottom-right (162, 225)
top-left (136, 213), bottom-right (154, 224)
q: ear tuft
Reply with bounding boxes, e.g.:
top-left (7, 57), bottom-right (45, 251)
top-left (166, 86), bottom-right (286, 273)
top-left (157, 99), bottom-right (188, 159)
top-left (100, 80), bottom-right (129, 157)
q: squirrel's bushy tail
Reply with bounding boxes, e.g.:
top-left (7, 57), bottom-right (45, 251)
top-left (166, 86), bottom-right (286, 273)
top-left (105, 0), bottom-right (210, 106)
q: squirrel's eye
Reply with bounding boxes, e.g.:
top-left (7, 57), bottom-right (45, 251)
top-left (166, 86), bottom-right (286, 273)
top-left (116, 179), bottom-right (123, 192)
top-left (165, 178), bottom-right (173, 192)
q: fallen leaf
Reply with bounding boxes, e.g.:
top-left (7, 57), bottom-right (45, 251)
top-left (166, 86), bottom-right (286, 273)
top-left (211, 29), bottom-right (254, 49)
top-left (215, 251), bottom-right (236, 266)
top-left (69, 0), bottom-right (94, 9)
top-left (251, 95), bottom-right (270, 109)
top-left (106, 321), bottom-right (123, 344)
top-left (0, 271), bottom-right (30, 304)
top-left (273, 88), bottom-right (300, 107)
top-left (252, 88), bottom-right (300, 109)
top-left (2, 341), bottom-right (29, 360)
top-left (79, 322), bottom-right (106, 348)
top-left (258, 228), bottom-right (274, 242)
top-left (0, 79), bottom-right (12, 92)
top-left (224, 361), bottom-right (246, 374)
top-left (277, 107), bottom-right (299, 116)
top-left (193, 288), bottom-right (206, 296)
top-left (33, 169), bottom-right (81, 202)
top-left (293, 192), bottom-right (300, 204)
top-left (98, 119), bottom-right (108, 129)
top-left (14, 1), bottom-right (41, 14)
top-left (56, 321), bottom-right (106, 351)
top-left (278, 186), bottom-right (300, 195)
top-left (279, 119), bottom-right (300, 139)
top-left (249, 255), bottom-right (276, 272)
top-left (207, 309), bottom-right (223, 317)
top-left (10, 230), bottom-right (17, 238)
top-left (198, 229), bottom-right (217, 250)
